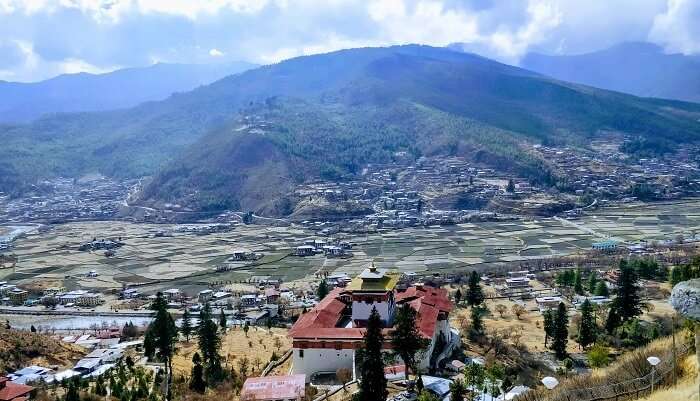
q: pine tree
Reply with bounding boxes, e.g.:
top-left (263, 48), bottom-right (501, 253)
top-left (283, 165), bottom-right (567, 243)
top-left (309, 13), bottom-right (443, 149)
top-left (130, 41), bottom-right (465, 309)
top-left (198, 303), bottom-right (223, 384)
top-left (506, 179), bottom-right (515, 193)
top-left (552, 302), bottom-right (568, 360)
top-left (594, 281), bottom-right (609, 297)
top-left (190, 352), bottom-right (206, 393)
top-left (605, 307), bottom-right (621, 335)
top-left (449, 379), bottom-right (466, 401)
top-left (317, 280), bottom-right (329, 300)
top-left (219, 309), bottom-right (227, 332)
top-left (454, 288), bottom-right (462, 305)
top-left (391, 303), bottom-right (429, 380)
top-left (574, 270), bottom-right (584, 295)
top-left (613, 261), bottom-right (642, 321)
top-left (670, 266), bottom-right (683, 286)
top-left (469, 306), bottom-right (485, 339)
top-left (543, 309), bottom-right (555, 348)
top-left (577, 299), bottom-right (596, 350)
top-left (151, 292), bottom-right (178, 400)
top-left (181, 309), bottom-right (192, 341)
top-left (587, 272), bottom-right (597, 294)
top-left (356, 307), bottom-right (388, 401)
top-left (466, 271), bottom-right (484, 307)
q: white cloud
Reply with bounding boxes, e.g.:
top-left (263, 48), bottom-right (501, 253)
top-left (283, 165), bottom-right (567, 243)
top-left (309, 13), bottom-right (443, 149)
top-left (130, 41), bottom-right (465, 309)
top-left (650, 0), bottom-right (700, 54)
top-left (0, 0), bottom-right (698, 81)
top-left (0, 39), bottom-right (117, 81)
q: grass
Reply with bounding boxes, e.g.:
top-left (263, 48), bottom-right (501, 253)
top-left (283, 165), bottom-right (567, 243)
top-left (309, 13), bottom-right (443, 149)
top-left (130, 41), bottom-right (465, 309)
top-left (515, 334), bottom-right (694, 401)
top-left (171, 327), bottom-right (291, 377)
top-left (638, 355), bottom-right (697, 401)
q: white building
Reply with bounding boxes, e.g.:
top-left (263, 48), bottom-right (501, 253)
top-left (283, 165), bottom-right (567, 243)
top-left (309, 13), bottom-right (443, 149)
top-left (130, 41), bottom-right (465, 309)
top-left (289, 263), bottom-right (453, 382)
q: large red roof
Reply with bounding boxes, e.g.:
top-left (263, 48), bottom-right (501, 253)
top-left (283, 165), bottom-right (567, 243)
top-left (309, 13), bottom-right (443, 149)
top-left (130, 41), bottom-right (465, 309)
top-left (0, 378), bottom-right (33, 401)
top-left (290, 284), bottom-right (451, 341)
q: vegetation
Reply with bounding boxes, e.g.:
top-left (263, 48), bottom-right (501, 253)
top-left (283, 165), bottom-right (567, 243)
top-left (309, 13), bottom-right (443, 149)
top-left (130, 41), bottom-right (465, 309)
top-left (391, 303), bottom-right (430, 380)
top-left (577, 299), bottom-right (597, 350)
top-left (356, 307), bottom-right (388, 401)
top-left (197, 303), bottom-right (224, 385)
top-left (553, 302), bottom-right (569, 360)
top-left (149, 292), bottom-right (178, 400)
top-left (465, 271), bottom-right (484, 307)
top-left (607, 260), bottom-right (643, 333)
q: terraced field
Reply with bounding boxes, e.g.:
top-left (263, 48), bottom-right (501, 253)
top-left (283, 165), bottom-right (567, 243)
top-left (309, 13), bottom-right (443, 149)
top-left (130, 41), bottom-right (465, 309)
top-left (7, 199), bottom-right (700, 293)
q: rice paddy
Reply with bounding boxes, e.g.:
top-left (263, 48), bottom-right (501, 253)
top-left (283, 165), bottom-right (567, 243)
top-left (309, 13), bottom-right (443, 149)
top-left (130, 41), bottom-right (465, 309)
top-left (6, 199), bottom-right (700, 292)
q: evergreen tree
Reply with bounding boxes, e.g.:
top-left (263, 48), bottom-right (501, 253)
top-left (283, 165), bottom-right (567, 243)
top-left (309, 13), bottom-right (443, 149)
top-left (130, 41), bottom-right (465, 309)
top-left (391, 303), bottom-right (429, 380)
top-left (605, 307), bottom-right (621, 335)
top-left (219, 309), bottom-right (227, 332)
top-left (577, 299), bottom-right (596, 350)
top-left (552, 302), bottom-right (569, 360)
top-left (356, 307), bottom-right (388, 401)
top-left (466, 271), bottom-right (484, 307)
top-left (454, 288), bottom-right (462, 305)
top-left (151, 292), bottom-right (178, 400)
top-left (506, 179), bottom-right (515, 193)
top-left (143, 325), bottom-right (156, 360)
top-left (465, 363), bottom-right (485, 398)
top-left (317, 280), bottom-right (329, 300)
top-left (587, 273), bottom-right (597, 294)
top-left (469, 306), bottom-right (485, 339)
top-left (449, 379), bottom-right (466, 401)
top-left (198, 303), bottom-right (223, 384)
top-left (594, 281), bottom-right (609, 297)
top-left (612, 261), bottom-right (642, 321)
top-left (670, 266), bottom-right (683, 286)
top-left (189, 352), bottom-right (206, 393)
top-left (543, 309), bottom-right (555, 348)
top-left (573, 270), bottom-right (584, 295)
top-left (65, 381), bottom-right (80, 401)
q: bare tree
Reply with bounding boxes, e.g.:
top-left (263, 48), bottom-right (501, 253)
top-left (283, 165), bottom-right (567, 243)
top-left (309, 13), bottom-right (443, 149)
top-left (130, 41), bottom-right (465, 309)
top-left (495, 304), bottom-right (507, 318)
top-left (511, 304), bottom-right (526, 320)
top-left (336, 367), bottom-right (352, 392)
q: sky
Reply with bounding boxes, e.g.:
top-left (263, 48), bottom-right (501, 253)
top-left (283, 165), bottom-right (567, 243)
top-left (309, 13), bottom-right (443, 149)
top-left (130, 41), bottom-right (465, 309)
top-left (0, 0), bottom-right (698, 82)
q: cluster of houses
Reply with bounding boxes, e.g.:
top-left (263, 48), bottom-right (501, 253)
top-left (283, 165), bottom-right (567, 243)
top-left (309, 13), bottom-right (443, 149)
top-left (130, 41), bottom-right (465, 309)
top-left (531, 143), bottom-right (700, 203)
top-left (0, 177), bottom-right (134, 225)
top-left (0, 283), bottom-right (104, 307)
top-left (294, 238), bottom-right (353, 257)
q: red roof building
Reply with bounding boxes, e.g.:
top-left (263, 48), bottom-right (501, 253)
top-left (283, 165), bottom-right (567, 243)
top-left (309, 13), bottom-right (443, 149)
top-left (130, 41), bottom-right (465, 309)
top-left (290, 265), bottom-right (453, 380)
top-left (240, 374), bottom-right (305, 401)
top-left (0, 377), bottom-right (33, 401)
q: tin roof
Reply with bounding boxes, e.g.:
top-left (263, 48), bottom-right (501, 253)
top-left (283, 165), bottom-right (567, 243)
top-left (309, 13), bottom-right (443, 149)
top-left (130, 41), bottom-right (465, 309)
top-left (240, 374), bottom-right (305, 400)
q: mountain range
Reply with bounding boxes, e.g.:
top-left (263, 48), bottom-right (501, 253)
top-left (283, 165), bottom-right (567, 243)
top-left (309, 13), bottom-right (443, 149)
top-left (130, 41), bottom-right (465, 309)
top-left (0, 61), bottom-right (256, 123)
top-left (519, 42), bottom-right (700, 103)
top-left (2, 44), bottom-right (700, 215)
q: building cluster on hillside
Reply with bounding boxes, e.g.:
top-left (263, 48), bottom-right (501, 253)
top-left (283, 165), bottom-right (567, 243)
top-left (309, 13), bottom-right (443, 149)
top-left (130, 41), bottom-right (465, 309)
top-left (531, 142), bottom-right (700, 204)
top-left (0, 176), bottom-right (135, 224)
top-left (2, 338), bottom-right (143, 397)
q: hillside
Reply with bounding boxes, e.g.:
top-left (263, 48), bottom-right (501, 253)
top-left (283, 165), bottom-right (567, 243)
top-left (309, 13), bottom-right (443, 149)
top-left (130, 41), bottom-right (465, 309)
top-left (140, 47), bottom-right (700, 214)
top-left (0, 61), bottom-right (256, 123)
top-left (3, 45), bottom-right (700, 208)
top-left (0, 326), bottom-right (85, 373)
top-left (519, 42), bottom-right (700, 102)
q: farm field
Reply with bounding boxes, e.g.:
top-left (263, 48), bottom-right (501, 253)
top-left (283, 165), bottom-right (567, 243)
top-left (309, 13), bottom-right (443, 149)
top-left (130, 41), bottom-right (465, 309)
top-left (6, 200), bottom-right (700, 294)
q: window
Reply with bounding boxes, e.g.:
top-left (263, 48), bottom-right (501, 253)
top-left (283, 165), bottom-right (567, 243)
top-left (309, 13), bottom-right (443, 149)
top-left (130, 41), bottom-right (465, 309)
top-left (299, 349), bottom-right (304, 358)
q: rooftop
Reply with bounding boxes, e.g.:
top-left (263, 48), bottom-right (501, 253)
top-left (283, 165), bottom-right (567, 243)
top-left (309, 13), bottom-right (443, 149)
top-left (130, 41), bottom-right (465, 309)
top-left (346, 263), bottom-right (400, 292)
top-left (240, 374), bottom-right (305, 401)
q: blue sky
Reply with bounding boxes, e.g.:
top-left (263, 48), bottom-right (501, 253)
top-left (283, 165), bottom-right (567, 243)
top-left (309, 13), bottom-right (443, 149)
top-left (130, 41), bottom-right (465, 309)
top-left (0, 0), bottom-right (698, 82)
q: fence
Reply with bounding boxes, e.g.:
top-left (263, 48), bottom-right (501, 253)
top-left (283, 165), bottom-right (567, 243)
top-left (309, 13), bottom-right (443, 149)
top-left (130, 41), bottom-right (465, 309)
top-left (517, 341), bottom-right (692, 401)
top-left (261, 349), bottom-right (293, 377)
